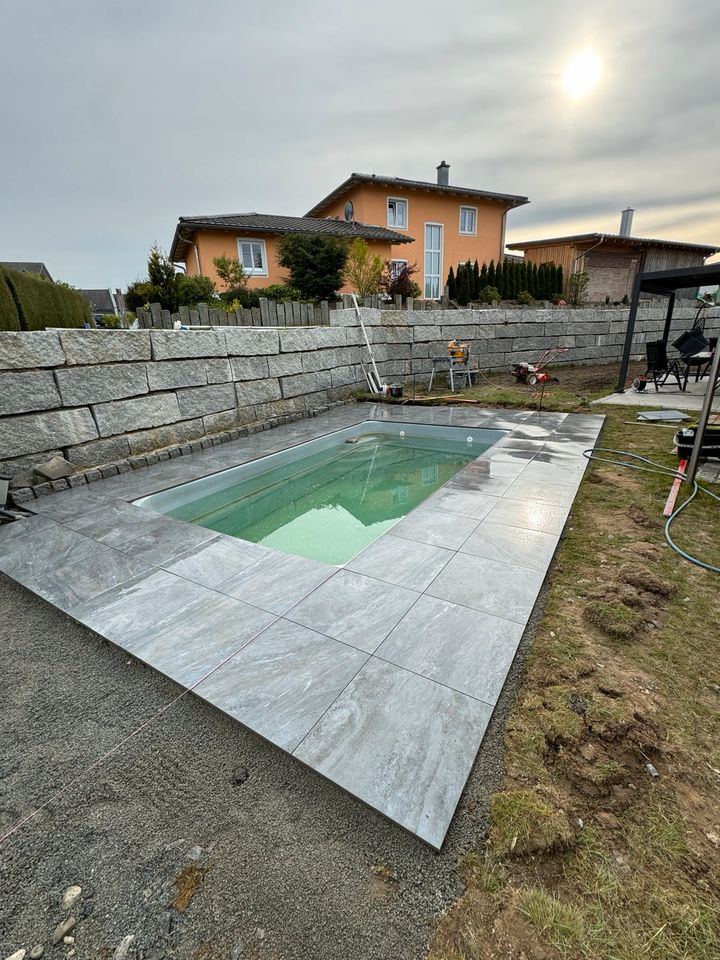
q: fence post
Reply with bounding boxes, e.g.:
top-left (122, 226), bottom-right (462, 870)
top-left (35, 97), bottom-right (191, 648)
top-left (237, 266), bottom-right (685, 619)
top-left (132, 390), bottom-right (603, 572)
top-left (406, 297), bottom-right (414, 311)
top-left (259, 297), bottom-right (270, 325)
top-left (178, 305), bottom-right (191, 326)
top-left (320, 300), bottom-right (329, 324)
top-left (394, 294), bottom-right (402, 309)
top-left (198, 302), bottom-right (209, 325)
top-left (150, 303), bottom-right (162, 327)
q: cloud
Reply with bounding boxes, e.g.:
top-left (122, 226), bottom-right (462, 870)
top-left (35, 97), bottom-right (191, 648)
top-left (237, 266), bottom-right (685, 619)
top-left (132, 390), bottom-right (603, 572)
top-left (0, 0), bottom-right (718, 286)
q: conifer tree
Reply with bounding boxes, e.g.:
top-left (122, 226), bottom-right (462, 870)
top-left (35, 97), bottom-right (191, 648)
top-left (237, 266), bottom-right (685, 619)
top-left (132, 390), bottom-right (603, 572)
top-left (472, 260), bottom-right (480, 299)
top-left (480, 262), bottom-right (488, 288)
top-left (532, 263), bottom-right (539, 297)
top-left (487, 259), bottom-right (496, 289)
top-left (447, 265), bottom-right (457, 300)
top-left (556, 265), bottom-right (564, 296)
top-left (495, 262), bottom-right (504, 299)
top-left (456, 263), bottom-right (471, 306)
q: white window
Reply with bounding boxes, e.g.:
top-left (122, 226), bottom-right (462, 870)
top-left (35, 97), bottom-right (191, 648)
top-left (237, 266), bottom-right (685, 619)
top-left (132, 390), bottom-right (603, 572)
top-left (459, 206), bottom-right (477, 235)
top-left (237, 239), bottom-right (267, 276)
top-left (424, 223), bottom-right (443, 299)
top-left (421, 465), bottom-right (438, 486)
top-left (391, 485), bottom-right (409, 505)
top-left (390, 259), bottom-right (408, 279)
top-left (387, 197), bottom-right (407, 229)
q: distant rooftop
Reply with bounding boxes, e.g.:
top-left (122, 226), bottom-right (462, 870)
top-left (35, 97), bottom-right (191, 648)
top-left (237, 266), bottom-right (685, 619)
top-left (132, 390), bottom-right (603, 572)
top-left (0, 261), bottom-right (53, 280)
top-left (306, 172), bottom-right (530, 217)
top-left (507, 232), bottom-right (720, 254)
top-left (170, 212), bottom-right (413, 261)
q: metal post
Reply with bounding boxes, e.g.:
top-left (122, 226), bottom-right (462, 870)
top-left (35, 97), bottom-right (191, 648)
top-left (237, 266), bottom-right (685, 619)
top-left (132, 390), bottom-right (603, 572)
top-left (661, 292), bottom-right (676, 343)
top-left (686, 343), bottom-right (720, 483)
top-left (615, 273), bottom-right (643, 392)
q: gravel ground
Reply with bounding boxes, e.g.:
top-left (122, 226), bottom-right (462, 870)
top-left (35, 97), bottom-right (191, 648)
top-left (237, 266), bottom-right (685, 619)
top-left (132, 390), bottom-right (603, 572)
top-left (0, 568), bottom-right (538, 960)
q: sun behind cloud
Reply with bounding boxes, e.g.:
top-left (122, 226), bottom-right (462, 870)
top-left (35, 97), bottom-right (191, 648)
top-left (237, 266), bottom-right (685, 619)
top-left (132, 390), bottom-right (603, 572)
top-left (562, 47), bottom-right (603, 100)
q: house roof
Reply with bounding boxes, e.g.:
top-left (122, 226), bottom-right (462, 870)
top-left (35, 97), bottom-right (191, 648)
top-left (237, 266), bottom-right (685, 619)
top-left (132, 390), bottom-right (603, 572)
top-left (170, 212), bottom-right (413, 261)
top-left (81, 289), bottom-right (118, 313)
top-left (0, 261), bottom-right (53, 280)
top-left (305, 173), bottom-right (530, 217)
top-left (507, 232), bottom-right (720, 254)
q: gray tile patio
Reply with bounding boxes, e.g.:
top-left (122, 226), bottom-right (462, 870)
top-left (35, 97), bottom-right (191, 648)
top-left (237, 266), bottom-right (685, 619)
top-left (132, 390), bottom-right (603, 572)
top-left (0, 402), bottom-right (604, 848)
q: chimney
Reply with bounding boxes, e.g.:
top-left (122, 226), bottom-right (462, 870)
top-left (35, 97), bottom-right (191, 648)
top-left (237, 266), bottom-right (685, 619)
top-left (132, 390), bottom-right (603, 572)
top-left (619, 207), bottom-right (634, 237)
top-left (436, 161), bottom-right (450, 186)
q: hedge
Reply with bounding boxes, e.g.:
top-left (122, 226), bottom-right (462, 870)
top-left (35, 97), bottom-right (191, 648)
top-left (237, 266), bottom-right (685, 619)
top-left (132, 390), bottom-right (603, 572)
top-left (0, 266), bottom-right (90, 331)
top-left (0, 272), bottom-right (20, 330)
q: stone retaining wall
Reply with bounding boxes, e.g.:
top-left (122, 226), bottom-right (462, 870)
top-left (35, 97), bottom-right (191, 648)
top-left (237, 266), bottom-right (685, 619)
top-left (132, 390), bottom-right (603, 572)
top-left (1, 304), bottom-right (712, 490)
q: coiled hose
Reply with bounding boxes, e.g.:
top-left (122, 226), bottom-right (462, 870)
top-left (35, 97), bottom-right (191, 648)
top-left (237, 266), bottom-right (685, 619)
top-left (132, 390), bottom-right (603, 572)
top-left (582, 448), bottom-right (720, 574)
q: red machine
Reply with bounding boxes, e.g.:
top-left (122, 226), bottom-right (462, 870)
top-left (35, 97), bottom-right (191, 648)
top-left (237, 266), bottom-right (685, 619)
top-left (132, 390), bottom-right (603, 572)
top-left (512, 347), bottom-right (568, 385)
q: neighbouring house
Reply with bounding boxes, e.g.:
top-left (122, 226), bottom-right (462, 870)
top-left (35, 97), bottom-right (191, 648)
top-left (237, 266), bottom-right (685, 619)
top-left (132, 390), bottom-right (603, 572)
top-left (305, 163), bottom-right (529, 298)
top-left (507, 210), bottom-right (720, 302)
top-left (0, 261), bottom-right (53, 281)
top-left (80, 288), bottom-right (126, 321)
top-left (170, 213), bottom-right (412, 292)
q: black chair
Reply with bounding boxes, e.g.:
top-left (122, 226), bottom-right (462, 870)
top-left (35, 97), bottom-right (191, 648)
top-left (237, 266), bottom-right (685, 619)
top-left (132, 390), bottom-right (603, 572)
top-left (672, 328), bottom-right (713, 388)
top-left (644, 340), bottom-right (682, 391)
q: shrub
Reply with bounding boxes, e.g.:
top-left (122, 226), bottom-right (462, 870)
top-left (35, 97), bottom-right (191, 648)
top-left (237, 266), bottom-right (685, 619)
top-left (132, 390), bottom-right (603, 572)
top-left (277, 233), bottom-right (348, 301)
top-left (567, 271), bottom-right (590, 305)
top-left (382, 262), bottom-right (420, 302)
top-left (212, 254), bottom-right (246, 292)
top-left (479, 285), bottom-right (500, 303)
top-left (175, 274), bottom-right (216, 307)
top-left (125, 245), bottom-right (216, 312)
top-left (517, 289), bottom-right (534, 305)
top-left (343, 238), bottom-right (384, 299)
top-left (0, 271), bottom-right (20, 330)
top-left (258, 284), bottom-right (306, 302)
top-left (446, 265), bottom-right (457, 300)
top-left (0, 265), bottom-right (89, 330)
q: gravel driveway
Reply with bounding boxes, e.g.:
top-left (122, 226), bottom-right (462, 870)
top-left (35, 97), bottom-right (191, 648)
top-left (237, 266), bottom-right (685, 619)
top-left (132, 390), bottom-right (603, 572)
top-left (0, 571), bottom-right (531, 960)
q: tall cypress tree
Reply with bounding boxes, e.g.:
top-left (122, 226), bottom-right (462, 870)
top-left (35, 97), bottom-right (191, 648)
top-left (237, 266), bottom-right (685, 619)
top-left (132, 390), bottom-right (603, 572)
top-left (495, 262), bottom-right (504, 299)
top-left (447, 265), bottom-right (457, 300)
top-left (507, 261), bottom-right (518, 299)
top-left (457, 264), bottom-right (471, 306)
top-left (472, 259), bottom-right (480, 299)
top-left (480, 262), bottom-right (488, 289)
top-left (556, 265), bottom-right (564, 296)
top-left (532, 263), bottom-right (539, 297)
top-left (487, 259), bottom-right (496, 289)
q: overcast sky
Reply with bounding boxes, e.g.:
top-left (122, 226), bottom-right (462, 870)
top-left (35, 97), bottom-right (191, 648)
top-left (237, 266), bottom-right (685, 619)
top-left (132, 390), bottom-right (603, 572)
top-left (2, 0), bottom-right (718, 288)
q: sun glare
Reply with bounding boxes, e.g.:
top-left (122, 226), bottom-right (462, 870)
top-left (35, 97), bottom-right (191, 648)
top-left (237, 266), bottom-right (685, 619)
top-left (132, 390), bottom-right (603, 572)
top-left (562, 47), bottom-right (602, 100)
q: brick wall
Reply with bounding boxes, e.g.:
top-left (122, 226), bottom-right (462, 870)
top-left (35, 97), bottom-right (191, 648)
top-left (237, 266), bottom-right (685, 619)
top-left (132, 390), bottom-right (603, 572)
top-left (0, 304), bottom-right (710, 490)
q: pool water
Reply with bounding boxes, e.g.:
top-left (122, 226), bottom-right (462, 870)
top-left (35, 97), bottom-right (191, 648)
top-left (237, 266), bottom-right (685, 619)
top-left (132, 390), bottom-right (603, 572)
top-left (157, 431), bottom-right (488, 564)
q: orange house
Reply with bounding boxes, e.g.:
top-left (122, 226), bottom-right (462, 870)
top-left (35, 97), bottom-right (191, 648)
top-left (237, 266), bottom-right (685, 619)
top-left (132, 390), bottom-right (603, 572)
top-left (169, 213), bottom-right (411, 291)
top-left (305, 163), bottom-right (529, 298)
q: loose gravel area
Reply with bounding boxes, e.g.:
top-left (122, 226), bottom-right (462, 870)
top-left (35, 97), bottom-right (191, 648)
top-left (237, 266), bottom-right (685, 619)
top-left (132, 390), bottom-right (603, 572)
top-left (0, 568), bottom-right (537, 960)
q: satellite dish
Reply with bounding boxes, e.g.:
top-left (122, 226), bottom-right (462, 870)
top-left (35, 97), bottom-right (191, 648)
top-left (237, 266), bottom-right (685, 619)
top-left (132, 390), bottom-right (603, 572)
top-left (344, 200), bottom-right (354, 222)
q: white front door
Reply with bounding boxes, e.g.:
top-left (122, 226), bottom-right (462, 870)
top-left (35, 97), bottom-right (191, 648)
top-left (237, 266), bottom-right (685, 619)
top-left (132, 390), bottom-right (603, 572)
top-left (424, 223), bottom-right (443, 299)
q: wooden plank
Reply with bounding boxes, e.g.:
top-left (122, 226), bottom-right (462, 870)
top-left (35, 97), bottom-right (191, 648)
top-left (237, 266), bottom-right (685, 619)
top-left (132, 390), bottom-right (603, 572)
top-left (320, 300), bottom-right (329, 324)
top-left (251, 306), bottom-right (261, 325)
top-left (664, 460), bottom-right (687, 517)
top-left (189, 309), bottom-right (200, 325)
top-left (150, 302), bottom-right (162, 328)
top-left (161, 309), bottom-right (172, 328)
top-left (406, 297), bottom-right (414, 311)
top-left (178, 305), bottom-right (191, 326)
top-left (268, 300), bottom-right (278, 325)
top-left (198, 302), bottom-right (209, 325)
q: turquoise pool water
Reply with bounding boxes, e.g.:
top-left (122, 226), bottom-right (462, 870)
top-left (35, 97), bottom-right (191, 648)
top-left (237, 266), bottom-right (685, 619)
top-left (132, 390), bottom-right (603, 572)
top-left (150, 428), bottom-right (495, 564)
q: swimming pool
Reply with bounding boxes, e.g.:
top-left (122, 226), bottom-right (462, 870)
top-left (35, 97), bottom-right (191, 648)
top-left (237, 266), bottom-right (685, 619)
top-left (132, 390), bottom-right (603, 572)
top-left (136, 421), bottom-right (505, 564)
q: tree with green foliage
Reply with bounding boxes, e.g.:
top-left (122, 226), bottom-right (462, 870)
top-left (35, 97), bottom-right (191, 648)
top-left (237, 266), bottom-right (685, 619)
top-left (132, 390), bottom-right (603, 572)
top-left (495, 262), bottom-right (504, 299)
top-left (212, 254), bottom-right (247, 292)
top-left (479, 285), bottom-right (500, 304)
top-left (487, 259), bottom-right (496, 289)
top-left (472, 260), bottom-right (480, 299)
top-left (382, 262), bottom-right (420, 302)
top-left (555, 265), bottom-right (564, 296)
top-left (567, 271), bottom-right (590, 305)
top-left (456, 264), bottom-right (471, 306)
top-left (343, 238), bottom-right (384, 299)
top-left (125, 244), bottom-right (217, 312)
top-left (447, 265), bottom-right (457, 300)
top-left (277, 233), bottom-right (348, 301)
top-left (480, 262), bottom-right (488, 289)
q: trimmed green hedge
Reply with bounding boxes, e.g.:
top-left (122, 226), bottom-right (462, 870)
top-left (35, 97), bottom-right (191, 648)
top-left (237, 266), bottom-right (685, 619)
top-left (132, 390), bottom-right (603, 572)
top-left (0, 266), bottom-right (90, 331)
top-left (0, 272), bottom-right (21, 330)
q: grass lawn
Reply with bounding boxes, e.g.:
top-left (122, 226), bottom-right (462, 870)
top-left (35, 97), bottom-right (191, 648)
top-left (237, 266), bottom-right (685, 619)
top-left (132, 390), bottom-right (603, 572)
top-left (362, 362), bottom-right (720, 959)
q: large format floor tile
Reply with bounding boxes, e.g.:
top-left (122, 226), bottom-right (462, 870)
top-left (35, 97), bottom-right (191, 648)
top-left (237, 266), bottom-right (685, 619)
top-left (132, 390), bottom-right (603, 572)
top-left (460, 520), bottom-right (560, 572)
top-left (376, 595), bottom-right (524, 704)
top-left (194, 619), bottom-right (368, 752)
top-left (504, 477), bottom-right (577, 506)
top-left (0, 519), bottom-right (103, 582)
top-left (219, 550), bottom-right (334, 614)
top-left (346, 534), bottom-right (453, 591)
top-left (128, 594), bottom-right (275, 687)
top-left (294, 658), bottom-right (493, 849)
top-left (484, 497), bottom-right (570, 535)
top-left (421, 486), bottom-right (499, 520)
top-left (162, 535), bottom-right (272, 589)
top-left (25, 545), bottom-right (155, 611)
top-left (426, 552), bottom-right (545, 623)
top-left (390, 507), bottom-right (479, 550)
top-left (69, 569), bottom-right (211, 644)
top-left (287, 569), bottom-right (419, 653)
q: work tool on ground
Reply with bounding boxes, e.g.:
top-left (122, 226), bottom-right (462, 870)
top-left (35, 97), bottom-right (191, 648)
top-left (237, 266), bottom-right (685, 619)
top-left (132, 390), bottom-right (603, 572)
top-left (428, 340), bottom-right (475, 391)
top-left (351, 293), bottom-right (386, 395)
top-left (512, 346), bottom-right (568, 385)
